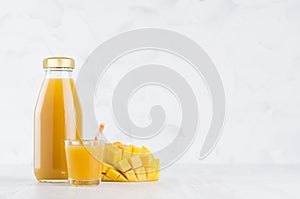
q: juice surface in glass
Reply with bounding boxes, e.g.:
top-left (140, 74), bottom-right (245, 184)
top-left (34, 58), bottom-right (82, 182)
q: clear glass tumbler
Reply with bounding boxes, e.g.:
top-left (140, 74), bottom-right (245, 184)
top-left (65, 140), bottom-right (104, 186)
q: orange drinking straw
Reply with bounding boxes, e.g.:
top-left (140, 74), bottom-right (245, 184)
top-left (99, 123), bottom-right (105, 134)
top-left (94, 123), bottom-right (105, 140)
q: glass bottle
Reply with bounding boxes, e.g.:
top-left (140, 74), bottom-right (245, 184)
top-left (34, 57), bottom-right (82, 182)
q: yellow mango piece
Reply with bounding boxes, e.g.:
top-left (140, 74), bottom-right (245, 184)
top-left (117, 174), bottom-right (128, 182)
top-left (117, 144), bottom-right (129, 150)
top-left (124, 170), bottom-right (137, 182)
top-left (134, 167), bottom-right (147, 181)
top-left (113, 141), bottom-right (122, 147)
top-left (121, 145), bottom-right (132, 159)
top-left (145, 167), bottom-right (157, 181)
top-left (106, 168), bottom-right (121, 180)
top-left (153, 159), bottom-right (160, 180)
top-left (102, 162), bottom-right (113, 174)
top-left (128, 156), bottom-right (143, 169)
top-left (130, 145), bottom-right (141, 155)
top-left (105, 144), bottom-right (122, 166)
top-left (141, 146), bottom-right (151, 153)
top-left (123, 150), bottom-right (132, 159)
top-left (140, 153), bottom-right (154, 168)
top-left (116, 159), bottom-right (131, 173)
top-left (103, 143), bottom-right (111, 163)
top-left (102, 174), bottom-right (112, 181)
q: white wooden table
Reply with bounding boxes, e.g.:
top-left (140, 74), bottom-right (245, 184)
top-left (1, 164), bottom-right (300, 199)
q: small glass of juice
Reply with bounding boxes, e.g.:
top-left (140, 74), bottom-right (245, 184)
top-left (65, 140), bottom-right (104, 186)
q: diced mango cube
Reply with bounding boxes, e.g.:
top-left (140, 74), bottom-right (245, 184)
top-left (140, 153), bottom-right (154, 167)
top-left (117, 144), bottom-right (129, 150)
top-left (102, 174), bottom-right (112, 181)
top-left (117, 174), bottom-right (128, 182)
top-left (141, 146), bottom-right (151, 153)
top-left (128, 156), bottom-right (143, 169)
top-left (124, 170), bottom-right (137, 182)
top-left (106, 168), bottom-right (121, 180)
top-left (130, 144), bottom-right (141, 155)
top-left (123, 150), bottom-right (132, 159)
top-left (134, 167), bottom-right (147, 181)
top-left (116, 159), bottom-right (131, 173)
top-left (103, 143), bottom-right (111, 163)
top-left (102, 162), bottom-right (113, 174)
top-left (121, 145), bottom-right (132, 159)
top-left (105, 144), bottom-right (122, 166)
top-left (145, 167), bottom-right (157, 181)
top-left (113, 141), bottom-right (122, 147)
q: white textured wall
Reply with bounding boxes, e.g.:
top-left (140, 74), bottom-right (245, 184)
top-left (0, 0), bottom-right (300, 165)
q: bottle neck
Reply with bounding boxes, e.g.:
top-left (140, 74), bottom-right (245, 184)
top-left (45, 68), bottom-right (73, 79)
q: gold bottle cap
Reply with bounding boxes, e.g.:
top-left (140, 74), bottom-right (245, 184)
top-left (43, 57), bottom-right (75, 69)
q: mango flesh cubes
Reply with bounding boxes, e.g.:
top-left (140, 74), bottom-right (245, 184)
top-left (140, 153), bottom-right (154, 167)
top-left (116, 158), bottom-right (131, 172)
top-left (101, 142), bottom-right (160, 182)
top-left (119, 145), bottom-right (132, 159)
top-left (104, 144), bottom-right (122, 167)
top-left (124, 170), bottom-right (138, 182)
top-left (134, 167), bottom-right (147, 181)
top-left (145, 167), bottom-right (156, 181)
top-left (128, 156), bottom-right (143, 169)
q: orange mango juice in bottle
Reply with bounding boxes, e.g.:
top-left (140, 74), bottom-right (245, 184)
top-left (34, 57), bottom-right (82, 182)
